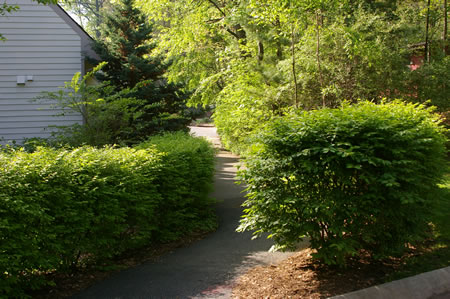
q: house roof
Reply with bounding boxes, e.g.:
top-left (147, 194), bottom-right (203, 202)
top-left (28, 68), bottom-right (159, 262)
top-left (49, 4), bottom-right (100, 61)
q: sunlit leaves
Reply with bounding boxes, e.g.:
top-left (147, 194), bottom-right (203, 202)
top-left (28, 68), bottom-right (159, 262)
top-left (0, 133), bottom-right (215, 296)
top-left (238, 101), bottom-right (448, 266)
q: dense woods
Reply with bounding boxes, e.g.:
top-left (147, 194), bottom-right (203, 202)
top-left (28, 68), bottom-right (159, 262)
top-left (133, 0), bottom-right (448, 152)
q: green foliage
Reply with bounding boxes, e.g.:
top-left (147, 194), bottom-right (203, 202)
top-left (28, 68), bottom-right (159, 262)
top-left (0, 146), bottom-right (162, 296)
top-left (405, 56), bottom-right (450, 112)
top-left (386, 172), bottom-right (450, 281)
top-left (92, 0), bottom-right (157, 89)
top-left (59, 0), bottom-right (109, 37)
top-left (137, 132), bottom-right (216, 240)
top-left (90, 0), bottom-right (190, 139)
top-left (238, 101), bottom-right (448, 266)
top-left (39, 63), bottom-right (188, 146)
top-left (140, 0), bottom-right (448, 153)
top-left (0, 134), bottom-right (215, 296)
top-left (38, 63), bottom-right (146, 146)
top-left (213, 63), bottom-right (280, 154)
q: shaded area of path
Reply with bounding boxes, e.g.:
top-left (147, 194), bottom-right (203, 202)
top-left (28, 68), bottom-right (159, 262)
top-left (73, 127), bottom-right (298, 299)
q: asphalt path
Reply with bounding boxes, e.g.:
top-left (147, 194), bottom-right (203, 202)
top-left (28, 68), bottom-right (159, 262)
top-left (72, 126), bottom-right (296, 299)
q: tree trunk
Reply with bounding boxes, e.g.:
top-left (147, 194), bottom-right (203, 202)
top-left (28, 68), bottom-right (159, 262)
top-left (425, 0), bottom-right (431, 62)
top-left (95, 0), bottom-right (100, 38)
top-left (291, 25), bottom-right (298, 108)
top-left (276, 17), bottom-right (283, 60)
top-left (258, 40), bottom-right (264, 62)
top-left (233, 24), bottom-right (250, 58)
top-left (444, 0), bottom-right (448, 56)
top-left (316, 10), bottom-right (325, 107)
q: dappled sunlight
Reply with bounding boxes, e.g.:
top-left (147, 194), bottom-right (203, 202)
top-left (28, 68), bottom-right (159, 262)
top-left (215, 154), bottom-right (241, 181)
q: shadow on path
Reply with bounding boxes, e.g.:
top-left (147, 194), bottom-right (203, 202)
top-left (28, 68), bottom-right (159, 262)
top-left (72, 128), bottom-right (297, 299)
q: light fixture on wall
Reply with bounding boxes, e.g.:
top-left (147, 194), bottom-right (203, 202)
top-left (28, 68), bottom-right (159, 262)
top-left (16, 75), bottom-right (34, 85)
top-left (16, 76), bottom-right (26, 85)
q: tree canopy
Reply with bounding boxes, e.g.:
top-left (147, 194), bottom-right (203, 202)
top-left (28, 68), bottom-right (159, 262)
top-left (126, 0), bottom-right (447, 152)
top-left (89, 0), bottom-right (190, 141)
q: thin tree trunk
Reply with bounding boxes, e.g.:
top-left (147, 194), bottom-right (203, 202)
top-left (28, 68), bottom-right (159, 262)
top-left (425, 0), bottom-right (431, 62)
top-left (276, 17), bottom-right (283, 60)
top-left (206, 0), bottom-right (248, 57)
top-left (95, 0), bottom-right (101, 38)
top-left (316, 10), bottom-right (325, 107)
top-left (234, 24), bottom-right (250, 58)
top-left (444, 0), bottom-right (448, 56)
top-left (443, 0), bottom-right (447, 99)
top-left (258, 40), bottom-right (264, 62)
top-left (291, 25), bottom-right (298, 108)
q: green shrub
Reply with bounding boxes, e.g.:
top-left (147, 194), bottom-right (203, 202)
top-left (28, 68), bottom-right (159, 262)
top-left (0, 133), bottom-right (215, 296)
top-left (404, 56), bottom-right (450, 113)
top-left (137, 132), bottom-right (216, 240)
top-left (238, 101), bottom-right (448, 266)
top-left (38, 64), bottom-right (191, 148)
top-left (0, 146), bottom-right (162, 295)
top-left (38, 65), bottom-right (149, 147)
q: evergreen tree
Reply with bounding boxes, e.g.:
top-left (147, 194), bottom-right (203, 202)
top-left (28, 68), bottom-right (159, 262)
top-left (90, 0), bottom-right (189, 140)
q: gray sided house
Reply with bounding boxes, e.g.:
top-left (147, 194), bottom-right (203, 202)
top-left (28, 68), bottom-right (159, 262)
top-left (0, 0), bottom-right (98, 143)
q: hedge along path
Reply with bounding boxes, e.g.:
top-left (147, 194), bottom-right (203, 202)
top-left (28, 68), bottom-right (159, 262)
top-left (0, 133), bottom-right (217, 297)
top-left (74, 126), bottom-right (301, 299)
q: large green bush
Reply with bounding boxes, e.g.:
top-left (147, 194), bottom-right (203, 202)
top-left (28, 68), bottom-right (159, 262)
top-left (137, 132), bottom-right (216, 240)
top-left (0, 133), bottom-right (215, 296)
top-left (238, 101), bottom-right (448, 266)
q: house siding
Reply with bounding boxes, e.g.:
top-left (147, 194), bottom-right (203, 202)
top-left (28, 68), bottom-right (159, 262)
top-left (0, 0), bottom-right (84, 143)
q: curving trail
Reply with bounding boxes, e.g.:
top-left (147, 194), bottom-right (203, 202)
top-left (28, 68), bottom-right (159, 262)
top-left (72, 126), bottom-right (297, 299)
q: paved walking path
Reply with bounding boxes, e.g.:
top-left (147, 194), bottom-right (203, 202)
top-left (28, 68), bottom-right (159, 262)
top-left (73, 126), bottom-right (297, 299)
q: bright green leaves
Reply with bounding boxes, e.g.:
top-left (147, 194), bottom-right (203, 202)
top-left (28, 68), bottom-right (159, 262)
top-left (137, 132), bottom-right (217, 239)
top-left (0, 146), bottom-right (162, 295)
top-left (238, 101), bottom-right (448, 266)
top-left (0, 133), bottom-right (216, 296)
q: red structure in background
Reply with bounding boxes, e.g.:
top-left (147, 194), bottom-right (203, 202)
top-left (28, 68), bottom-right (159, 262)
top-left (409, 54), bottom-right (424, 71)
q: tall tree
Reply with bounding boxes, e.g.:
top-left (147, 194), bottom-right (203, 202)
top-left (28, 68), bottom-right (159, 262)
top-left (139, 0), bottom-right (449, 152)
top-left (91, 0), bottom-right (189, 139)
top-left (444, 0), bottom-right (448, 55)
top-left (425, 0), bottom-right (432, 62)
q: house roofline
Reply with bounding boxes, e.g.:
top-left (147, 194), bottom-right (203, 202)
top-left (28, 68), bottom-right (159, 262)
top-left (49, 4), bottom-right (100, 61)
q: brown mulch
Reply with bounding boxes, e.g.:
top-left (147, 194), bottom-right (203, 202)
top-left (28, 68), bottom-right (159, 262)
top-left (30, 230), bottom-right (213, 299)
top-left (232, 248), bottom-right (399, 299)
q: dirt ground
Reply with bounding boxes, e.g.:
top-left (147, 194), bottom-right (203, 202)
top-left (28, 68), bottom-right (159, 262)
top-left (232, 248), bottom-right (397, 299)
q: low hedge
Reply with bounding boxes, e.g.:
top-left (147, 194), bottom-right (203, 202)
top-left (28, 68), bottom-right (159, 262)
top-left (137, 132), bottom-right (216, 240)
top-left (238, 101), bottom-right (448, 266)
top-left (0, 133), bottom-right (215, 296)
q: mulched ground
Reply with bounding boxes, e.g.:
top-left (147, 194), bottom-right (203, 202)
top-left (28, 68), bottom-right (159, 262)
top-left (29, 229), bottom-right (446, 298)
top-left (232, 248), bottom-right (403, 299)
